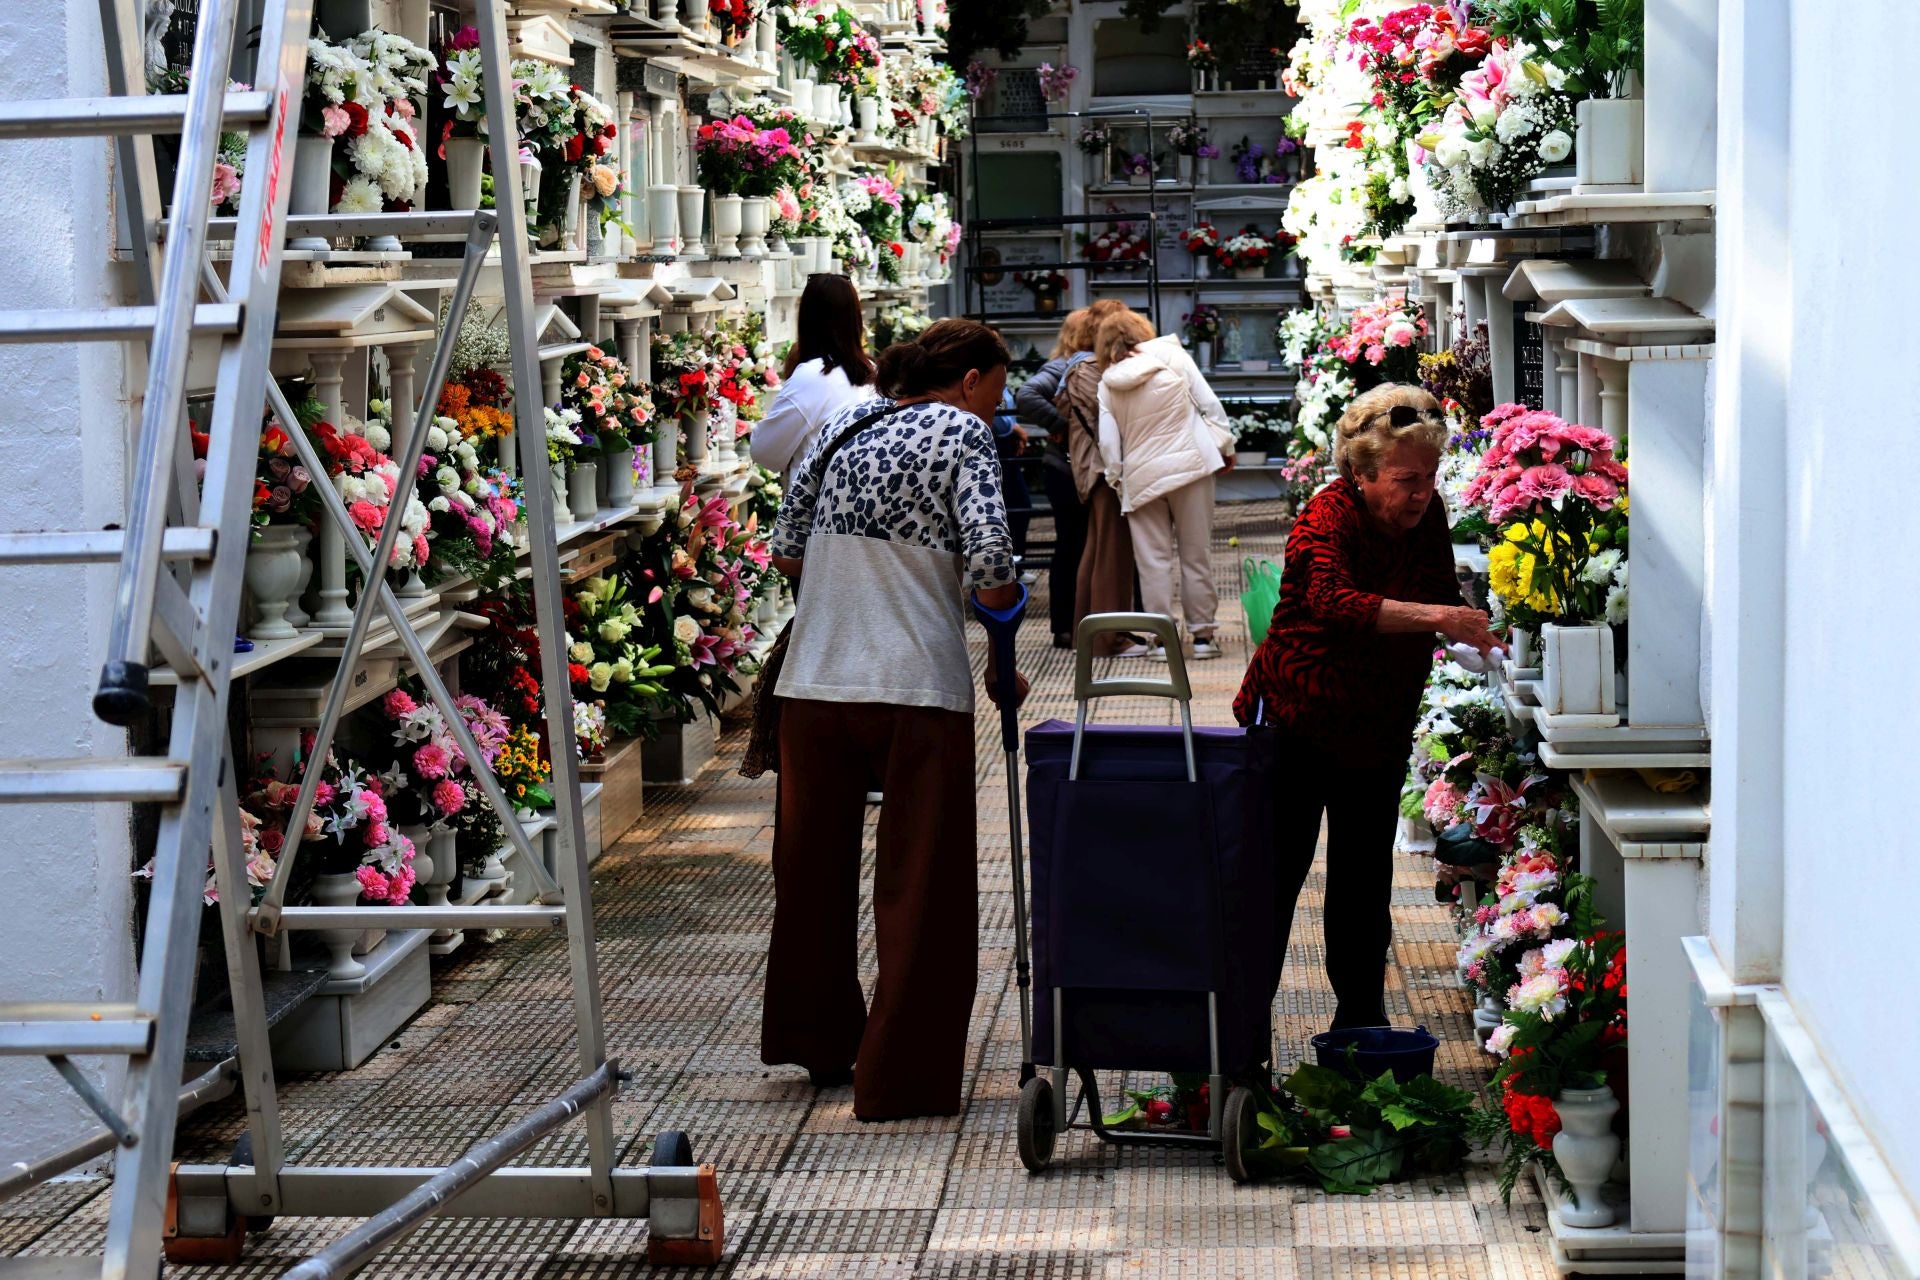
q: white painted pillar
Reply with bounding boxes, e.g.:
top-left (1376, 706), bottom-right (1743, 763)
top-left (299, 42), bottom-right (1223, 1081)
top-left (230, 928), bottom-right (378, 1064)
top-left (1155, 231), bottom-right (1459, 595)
top-left (1595, 355), bottom-right (1629, 443)
top-left (1576, 350), bottom-right (1602, 429)
top-left (309, 349), bottom-right (354, 629)
top-left (1624, 851), bottom-right (1706, 1233)
top-left (1626, 358), bottom-right (1710, 730)
top-left (1552, 338), bottom-right (1578, 419)
top-left (1645, 0), bottom-right (1720, 193)
top-left (385, 341), bottom-right (419, 458)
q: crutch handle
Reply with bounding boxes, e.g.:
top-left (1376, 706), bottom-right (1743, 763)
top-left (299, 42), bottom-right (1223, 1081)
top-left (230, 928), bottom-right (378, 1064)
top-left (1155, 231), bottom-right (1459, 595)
top-left (973, 582), bottom-right (1028, 753)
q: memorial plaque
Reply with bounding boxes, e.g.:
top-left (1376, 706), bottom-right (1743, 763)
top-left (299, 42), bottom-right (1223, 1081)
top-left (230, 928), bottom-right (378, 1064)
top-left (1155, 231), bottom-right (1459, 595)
top-left (1515, 305), bottom-right (1545, 410)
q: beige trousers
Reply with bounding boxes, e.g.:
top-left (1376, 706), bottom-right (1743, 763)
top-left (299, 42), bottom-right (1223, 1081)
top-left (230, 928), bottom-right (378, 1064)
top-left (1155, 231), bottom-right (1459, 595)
top-left (1126, 474), bottom-right (1217, 636)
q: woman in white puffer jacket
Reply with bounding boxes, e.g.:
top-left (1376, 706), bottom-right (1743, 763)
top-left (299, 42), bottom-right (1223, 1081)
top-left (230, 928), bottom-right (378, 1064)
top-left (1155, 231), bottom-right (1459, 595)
top-left (1095, 309), bottom-right (1236, 660)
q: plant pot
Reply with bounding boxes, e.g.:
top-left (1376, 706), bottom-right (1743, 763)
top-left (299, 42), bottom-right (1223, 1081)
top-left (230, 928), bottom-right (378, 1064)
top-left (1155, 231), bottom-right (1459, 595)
top-left (1034, 292), bottom-right (1060, 315)
top-left (444, 136), bottom-right (485, 211)
top-left (1552, 1084), bottom-right (1621, 1227)
top-left (756, 14), bottom-right (778, 62)
top-left (288, 133), bottom-right (335, 251)
top-left (1129, 172), bottom-right (1151, 187)
top-left (550, 460), bottom-right (570, 514)
top-left (1541, 622), bottom-right (1617, 717)
top-left (1193, 254), bottom-right (1210, 280)
top-left (646, 183), bottom-right (680, 253)
top-left (1241, 358), bottom-right (1270, 373)
top-left (677, 186), bottom-right (707, 255)
top-left (1234, 265), bottom-right (1265, 280)
top-left (791, 78), bottom-right (815, 120)
top-left (738, 195), bottom-right (770, 257)
top-left (285, 526), bottom-right (314, 628)
top-left (312, 872), bottom-right (368, 981)
top-left (1574, 97), bottom-right (1644, 189)
top-left (606, 446), bottom-right (637, 503)
top-left (857, 96), bottom-right (880, 141)
top-left (654, 421), bottom-right (679, 480)
top-left (1509, 626), bottom-right (1535, 669)
top-left (1237, 450), bottom-right (1266, 466)
top-left (1195, 343), bottom-right (1213, 374)
top-left (568, 460), bottom-right (599, 520)
top-left (711, 193), bottom-right (742, 256)
top-left (682, 409), bottom-right (710, 465)
top-left (244, 524), bottom-right (305, 640)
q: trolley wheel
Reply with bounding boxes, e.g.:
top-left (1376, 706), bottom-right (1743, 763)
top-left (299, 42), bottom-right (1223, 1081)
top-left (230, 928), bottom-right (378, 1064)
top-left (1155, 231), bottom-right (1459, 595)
top-left (1016, 1076), bottom-right (1056, 1173)
top-left (1221, 1085), bottom-right (1260, 1184)
top-left (651, 1130), bottom-right (696, 1168)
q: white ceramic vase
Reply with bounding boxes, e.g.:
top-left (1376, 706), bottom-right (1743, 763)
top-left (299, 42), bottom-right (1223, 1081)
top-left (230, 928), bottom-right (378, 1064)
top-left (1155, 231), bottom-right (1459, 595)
top-left (606, 446), bottom-right (636, 504)
top-left (1575, 97), bottom-right (1644, 189)
top-left (677, 186), bottom-right (707, 255)
top-left (285, 526), bottom-right (314, 628)
top-left (312, 872), bottom-right (367, 981)
top-left (647, 183), bottom-right (679, 253)
top-left (683, 409), bottom-right (710, 465)
top-left (288, 134), bottom-right (335, 251)
top-left (1541, 623), bottom-right (1618, 717)
top-left (791, 78), bottom-right (815, 120)
top-left (1552, 1085), bottom-right (1621, 1228)
top-left (244, 524), bottom-right (305, 641)
top-left (550, 461), bottom-right (569, 514)
top-left (568, 459), bottom-right (599, 520)
top-left (654, 420), bottom-right (680, 481)
top-left (443, 136), bottom-right (485, 211)
top-left (711, 194), bottom-right (743, 256)
top-left (738, 195), bottom-right (770, 257)
top-left (1473, 996), bottom-right (1503, 1048)
top-left (857, 96), bottom-right (880, 141)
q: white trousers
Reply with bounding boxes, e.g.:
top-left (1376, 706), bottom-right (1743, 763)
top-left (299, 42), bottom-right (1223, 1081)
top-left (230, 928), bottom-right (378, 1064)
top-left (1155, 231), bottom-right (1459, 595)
top-left (1126, 475), bottom-right (1217, 635)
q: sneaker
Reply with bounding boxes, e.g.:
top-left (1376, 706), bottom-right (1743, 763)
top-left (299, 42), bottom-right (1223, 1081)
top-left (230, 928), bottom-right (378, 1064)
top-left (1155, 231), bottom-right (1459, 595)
top-left (1191, 638), bottom-right (1221, 660)
top-left (1149, 645), bottom-right (1170, 663)
top-left (1112, 642), bottom-right (1156, 659)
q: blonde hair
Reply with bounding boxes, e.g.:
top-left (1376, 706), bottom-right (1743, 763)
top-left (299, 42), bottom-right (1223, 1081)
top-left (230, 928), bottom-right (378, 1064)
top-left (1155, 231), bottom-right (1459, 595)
top-left (1094, 309), bottom-right (1155, 368)
top-left (1334, 383), bottom-right (1449, 482)
top-left (1050, 309), bottom-right (1093, 358)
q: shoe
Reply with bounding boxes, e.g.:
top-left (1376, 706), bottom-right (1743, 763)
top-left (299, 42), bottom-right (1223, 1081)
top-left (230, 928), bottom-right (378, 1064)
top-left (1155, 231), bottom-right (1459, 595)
top-left (1149, 645), bottom-right (1169, 663)
top-left (1052, 633), bottom-right (1072, 650)
top-left (1191, 638), bottom-right (1220, 660)
top-left (809, 1067), bottom-right (854, 1089)
top-left (1112, 642), bottom-right (1155, 659)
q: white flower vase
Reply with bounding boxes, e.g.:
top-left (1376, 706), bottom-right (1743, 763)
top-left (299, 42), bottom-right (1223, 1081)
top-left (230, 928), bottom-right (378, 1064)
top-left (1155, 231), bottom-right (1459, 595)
top-left (444, 136), bottom-right (486, 212)
top-left (568, 459), bottom-right (599, 520)
top-left (738, 195), bottom-right (770, 257)
top-left (1473, 996), bottom-right (1504, 1048)
top-left (1196, 342), bottom-right (1213, 374)
top-left (791, 78), bottom-right (815, 121)
top-left (1575, 97), bottom-right (1644, 189)
top-left (423, 829), bottom-right (458, 942)
top-left (756, 15), bottom-right (777, 64)
top-left (1237, 451), bottom-right (1267, 466)
top-left (677, 186), bottom-right (707, 256)
top-left (285, 526), bottom-right (314, 628)
top-left (711, 194), bottom-right (743, 256)
top-left (1552, 1085), bottom-right (1621, 1228)
top-left (648, 183), bottom-right (680, 253)
top-left (756, 590), bottom-right (780, 627)
top-left (312, 872), bottom-right (367, 981)
top-left (1194, 254), bottom-right (1210, 280)
top-left (244, 524), bottom-right (305, 641)
top-left (1541, 623), bottom-right (1618, 717)
top-left (1234, 265), bottom-right (1265, 280)
top-left (288, 134), bottom-right (335, 252)
top-left (606, 447), bottom-right (636, 504)
top-left (857, 96), bottom-right (880, 141)
top-left (550, 461), bottom-right (570, 514)
top-left (1283, 254), bottom-right (1304, 280)
top-left (683, 409), bottom-right (710, 466)
top-left (594, 452), bottom-right (612, 507)
top-left (654, 421), bottom-right (680, 481)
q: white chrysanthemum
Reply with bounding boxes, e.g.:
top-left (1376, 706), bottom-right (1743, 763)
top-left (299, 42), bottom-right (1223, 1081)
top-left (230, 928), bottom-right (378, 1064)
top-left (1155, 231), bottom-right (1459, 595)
top-left (335, 175), bottom-right (383, 215)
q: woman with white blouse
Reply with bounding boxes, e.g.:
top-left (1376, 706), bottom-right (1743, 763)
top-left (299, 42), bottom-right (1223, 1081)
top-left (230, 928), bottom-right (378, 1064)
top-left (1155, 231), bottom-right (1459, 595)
top-left (751, 274), bottom-right (877, 481)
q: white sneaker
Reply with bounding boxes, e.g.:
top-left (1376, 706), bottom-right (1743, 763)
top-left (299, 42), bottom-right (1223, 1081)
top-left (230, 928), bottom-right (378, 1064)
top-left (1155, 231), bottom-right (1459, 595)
top-left (1113, 642), bottom-right (1156, 659)
top-left (1149, 645), bottom-right (1170, 663)
top-left (1191, 638), bottom-right (1221, 660)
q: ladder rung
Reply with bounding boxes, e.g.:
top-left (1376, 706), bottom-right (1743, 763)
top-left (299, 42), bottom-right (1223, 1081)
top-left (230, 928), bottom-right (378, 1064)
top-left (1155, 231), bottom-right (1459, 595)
top-left (0, 91), bottom-right (273, 139)
top-left (201, 211), bottom-right (493, 241)
top-left (268, 906), bottom-right (568, 932)
top-left (0, 758), bottom-right (188, 803)
top-left (0, 303), bottom-right (241, 344)
top-left (0, 527), bottom-right (216, 567)
top-left (0, 1004), bottom-right (155, 1056)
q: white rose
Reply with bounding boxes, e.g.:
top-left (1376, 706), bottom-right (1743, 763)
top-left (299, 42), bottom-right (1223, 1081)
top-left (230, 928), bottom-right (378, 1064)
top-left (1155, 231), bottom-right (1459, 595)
top-left (1432, 137), bottom-right (1466, 169)
top-left (427, 425), bottom-right (450, 452)
top-left (569, 641), bottom-right (593, 663)
top-left (1466, 136), bottom-right (1497, 167)
top-left (1388, 177), bottom-right (1409, 203)
top-left (672, 615), bottom-right (700, 645)
top-left (1538, 129), bottom-right (1572, 163)
top-left (1541, 61), bottom-right (1567, 90)
top-left (1384, 319), bottom-right (1417, 347)
top-left (428, 495), bottom-right (451, 513)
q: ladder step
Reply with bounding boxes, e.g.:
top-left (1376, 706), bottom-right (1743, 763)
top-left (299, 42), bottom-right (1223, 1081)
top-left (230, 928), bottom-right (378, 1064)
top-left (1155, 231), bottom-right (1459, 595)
top-left (0, 1004), bottom-right (155, 1056)
top-left (268, 905), bottom-right (568, 932)
top-left (200, 211), bottom-right (493, 242)
top-left (0, 303), bottom-right (241, 344)
top-left (0, 91), bottom-right (273, 139)
top-left (0, 527), bottom-right (216, 567)
top-left (0, 758), bottom-right (188, 803)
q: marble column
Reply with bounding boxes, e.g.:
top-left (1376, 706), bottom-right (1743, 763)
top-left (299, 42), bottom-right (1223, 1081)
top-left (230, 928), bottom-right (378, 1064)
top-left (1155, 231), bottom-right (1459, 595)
top-left (309, 349), bottom-right (353, 629)
top-left (385, 341), bottom-right (426, 599)
top-left (1554, 338), bottom-right (1579, 418)
top-left (615, 318), bottom-right (642, 380)
top-left (1577, 350), bottom-right (1603, 430)
top-left (1596, 355), bottom-right (1630, 444)
top-left (541, 356), bottom-right (563, 410)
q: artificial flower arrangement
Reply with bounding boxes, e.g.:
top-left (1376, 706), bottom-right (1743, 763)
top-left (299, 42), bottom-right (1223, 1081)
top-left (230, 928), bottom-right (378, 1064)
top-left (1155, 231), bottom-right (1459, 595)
top-left (1036, 62), bottom-right (1078, 103)
top-left (1416, 39), bottom-right (1575, 221)
top-left (1225, 404), bottom-right (1289, 456)
top-left (1181, 304), bottom-right (1222, 349)
top-left (709, 0), bottom-right (761, 44)
top-left (695, 111), bottom-right (806, 198)
top-left (574, 699), bottom-right (610, 762)
top-left (781, 4), bottom-right (881, 89)
top-left (1124, 152), bottom-right (1155, 180)
top-left (962, 58), bottom-right (998, 102)
top-left (745, 465), bottom-right (785, 534)
top-left (1187, 39), bottom-right (1217, 70)
top-left (871, 301), bottom-right (933, 350)
top-left (562, 346), bottom-right (657, 481)
top-left (652, 330), bottom-right (717, 433)
top-left (313, 409), bottom-right (433, 574)
top-left (491, 722), bottom-right (554, 813)
top-left (189, 405), bottom-right (321, 538)
top-left (150, 66), bottom-right (249, 213)
top-left (1322, 290), bottom-right (1429, 389)
top-left (1181, 221), bottom-right (1220, 258)
top-left (414, 402), bottom-right (523, 591)
top-left (1011, 269), bottom-right (1070, 299)
top-left (566, 575), bottom-right (677, 737)
top-left (248, 736), bottom-right (416, 904)
top-left (1464, 405), bottom-right (1629, 631)
top-left (545, 404), bottom-right (586, 469)
top-left (837, 169), bottom-right (907, 280)
top-left (1166, 121), bottom-right (1208, 160)
top-left (1229, 135), bottom-right (1283, 185)
top-left (301, 29), bottom-right (434, 216)
top-left (1074, 119), bottom-right (1113, 156)
top-left (1215, 227), bottom-right (1275, 272)
top-left (366, 685), bottom-right (506, 837)
top-left (1077, 221), bottom-right (1152, 266)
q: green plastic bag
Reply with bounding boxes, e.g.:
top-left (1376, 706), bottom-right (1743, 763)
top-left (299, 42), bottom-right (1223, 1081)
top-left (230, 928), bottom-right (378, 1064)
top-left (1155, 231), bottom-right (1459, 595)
top-left (1241, 556), bottom-right (1282, 645)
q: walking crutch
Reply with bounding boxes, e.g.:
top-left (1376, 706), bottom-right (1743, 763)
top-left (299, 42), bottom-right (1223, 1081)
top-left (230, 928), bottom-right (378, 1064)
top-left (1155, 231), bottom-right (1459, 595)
top-left (973, 583), bottom-right (1033, 1083)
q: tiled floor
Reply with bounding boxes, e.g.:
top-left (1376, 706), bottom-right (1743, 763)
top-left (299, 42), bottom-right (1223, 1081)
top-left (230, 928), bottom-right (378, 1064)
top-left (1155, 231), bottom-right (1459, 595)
top-left (3, 501), bottom-right (1558, 1277)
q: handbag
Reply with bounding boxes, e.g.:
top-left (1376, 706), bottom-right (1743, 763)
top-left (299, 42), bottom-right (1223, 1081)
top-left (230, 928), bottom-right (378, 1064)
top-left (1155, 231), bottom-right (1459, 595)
top-left (739, 402), bottom-right (908, 778)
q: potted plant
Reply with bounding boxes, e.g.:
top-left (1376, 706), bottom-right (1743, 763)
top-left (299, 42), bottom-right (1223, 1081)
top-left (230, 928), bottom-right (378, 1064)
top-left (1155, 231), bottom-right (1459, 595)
top-left (434, 28), bottom-right (488, 210)
top-left (1167, 120), bottom-right (1208, 186)
top-left (1181, 221), bottom-right (1219, 279)
top-left (1074, 118), bottom-right (1112, 182)
top-left (563, 347), bottom-right (656, 507)
top-left (1181, 305), bottom-right (1221, 374)
top-left (1013, 269), bottom-right (1070, 314)
top-left (1187, 38), bottom-right (1218, 93)
top-left (1215, 227), bottom-right (1274, 279)
top-left (1230, 408), bottom-right (1284, 466)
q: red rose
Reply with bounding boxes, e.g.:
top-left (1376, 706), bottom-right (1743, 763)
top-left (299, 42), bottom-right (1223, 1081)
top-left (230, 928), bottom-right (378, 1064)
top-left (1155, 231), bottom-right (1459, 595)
top-left (1455, 28), bottom-right (1493, 59)
top-left (888, 242), bottom-right (904, 257)
top-left (343, 100), bottom-right (369, 138)
top-left (563, 132), bottom-right (586, 162)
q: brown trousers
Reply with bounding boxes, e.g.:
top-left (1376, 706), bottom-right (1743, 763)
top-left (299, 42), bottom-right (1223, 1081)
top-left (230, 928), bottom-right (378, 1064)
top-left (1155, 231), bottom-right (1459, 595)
top-left (1075, 478), bottom-right (1138, 655)
top-left (760, 697), bottom-right (979, 1119)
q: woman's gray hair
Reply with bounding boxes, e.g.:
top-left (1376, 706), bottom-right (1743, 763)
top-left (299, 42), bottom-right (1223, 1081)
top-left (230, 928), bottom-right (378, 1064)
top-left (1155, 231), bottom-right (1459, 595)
top-left (1334, 383), bottom-right (1449, 482)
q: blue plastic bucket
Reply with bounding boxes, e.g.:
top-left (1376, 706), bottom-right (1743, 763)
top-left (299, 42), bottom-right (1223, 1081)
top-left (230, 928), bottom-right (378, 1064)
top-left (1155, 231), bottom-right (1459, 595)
top-left (1309, 1025), bottom-right (1440, 1084)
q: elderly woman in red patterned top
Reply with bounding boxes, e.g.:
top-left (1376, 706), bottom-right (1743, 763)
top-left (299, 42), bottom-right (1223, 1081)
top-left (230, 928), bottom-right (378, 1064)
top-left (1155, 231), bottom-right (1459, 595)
top-left (1233, 383), bottom-right (1499, 1031)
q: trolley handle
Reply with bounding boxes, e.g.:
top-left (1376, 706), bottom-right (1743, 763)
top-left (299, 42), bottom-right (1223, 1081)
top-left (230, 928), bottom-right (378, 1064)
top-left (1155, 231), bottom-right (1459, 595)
top-left (973, 582), bottom-right (1028, 754)
top-left (1068, 612), bottom-right (1198, 783)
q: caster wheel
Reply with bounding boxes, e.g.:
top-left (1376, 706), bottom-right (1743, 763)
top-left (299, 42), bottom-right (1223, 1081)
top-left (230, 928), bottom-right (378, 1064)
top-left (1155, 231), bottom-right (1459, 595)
top-left (1016, 1076), bottom-right (1056, 1173)
top-left (1222, 1085), bottom-right (1259, 1184)
top-left (651, 1130), bottom-right (695, 1167)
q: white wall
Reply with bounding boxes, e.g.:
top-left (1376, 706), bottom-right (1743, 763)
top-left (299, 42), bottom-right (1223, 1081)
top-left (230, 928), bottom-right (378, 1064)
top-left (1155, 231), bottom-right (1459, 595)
top-left (1771, 0), bottom-right (1920, 1207)
top-left (0, 0), bottom-right (138, 1170)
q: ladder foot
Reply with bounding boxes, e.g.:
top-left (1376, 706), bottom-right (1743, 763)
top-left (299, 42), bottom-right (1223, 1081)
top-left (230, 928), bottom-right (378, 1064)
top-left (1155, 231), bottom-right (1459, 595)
top-left (164, 1161), bottom-right (249, 1265)
top-left (93, 660), bottom-right (151, 726)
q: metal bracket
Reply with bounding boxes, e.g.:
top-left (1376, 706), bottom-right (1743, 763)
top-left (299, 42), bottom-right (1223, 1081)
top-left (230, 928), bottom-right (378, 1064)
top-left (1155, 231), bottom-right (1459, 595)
top-left (45, 1056), bottom-right (135, 1148)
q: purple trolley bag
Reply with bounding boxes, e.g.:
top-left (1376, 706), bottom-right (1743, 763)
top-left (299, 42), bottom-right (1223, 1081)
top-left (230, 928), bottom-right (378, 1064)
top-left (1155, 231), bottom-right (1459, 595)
top-left (1010, 613), bottom-right (1281, 1173)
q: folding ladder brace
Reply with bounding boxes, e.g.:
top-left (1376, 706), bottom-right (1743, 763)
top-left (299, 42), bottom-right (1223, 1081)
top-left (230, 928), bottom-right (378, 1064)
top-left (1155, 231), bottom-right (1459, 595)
top-left (0, 3), bottom-right (720, 1276)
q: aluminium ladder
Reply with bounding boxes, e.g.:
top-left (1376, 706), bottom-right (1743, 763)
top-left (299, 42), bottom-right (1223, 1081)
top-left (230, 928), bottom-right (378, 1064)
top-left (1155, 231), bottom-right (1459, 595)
top-left (0, 3), bottom-right (720, 1277)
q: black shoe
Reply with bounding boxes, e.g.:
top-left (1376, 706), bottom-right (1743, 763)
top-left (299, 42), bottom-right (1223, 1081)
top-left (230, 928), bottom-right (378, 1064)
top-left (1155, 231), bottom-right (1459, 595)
top-left (1052, 633), bottom-right (1072, 649)
top-left (808, 1067), bottom-right (854, 1089)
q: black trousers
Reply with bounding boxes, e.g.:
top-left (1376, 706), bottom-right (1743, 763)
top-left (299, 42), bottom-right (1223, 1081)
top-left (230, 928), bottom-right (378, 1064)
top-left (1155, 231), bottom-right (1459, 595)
top-left (1000, 457), bottom-right (1031, 558)
top-left (1270, 746), bottom-right (1407, 1030)
top-left (1041, 460), bottom-right (1088, 637)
